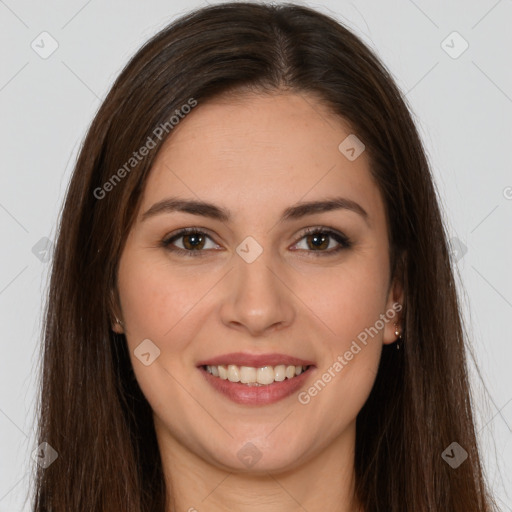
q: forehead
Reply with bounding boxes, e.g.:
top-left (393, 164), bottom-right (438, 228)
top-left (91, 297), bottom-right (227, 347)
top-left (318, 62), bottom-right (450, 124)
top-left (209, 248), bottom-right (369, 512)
top-left (140, 92), bottom-right (384, 226)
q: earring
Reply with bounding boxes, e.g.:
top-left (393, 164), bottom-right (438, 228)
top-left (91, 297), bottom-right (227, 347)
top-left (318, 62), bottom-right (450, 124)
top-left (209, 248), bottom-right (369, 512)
top-left (394, 322), bottom-right (403, 350)
top-left (113, 317), bottom-right (124, 331)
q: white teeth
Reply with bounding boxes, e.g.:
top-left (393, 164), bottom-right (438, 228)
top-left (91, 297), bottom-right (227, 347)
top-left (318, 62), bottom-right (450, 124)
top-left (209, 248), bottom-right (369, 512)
top-left (274, 365), bottom-right (286, 382)
top-left (227, 364), bottom-right (240, 382)
top-left (218, 365), bottom-right (228, 379)
top-left (204, 363), bottom-right (309, 385)
top-left (257, 366), bottom-right (275, 385)
top-left (285, 365), bottom-right (296, 379)
top-left (240, 366), bottom-right (256, 384)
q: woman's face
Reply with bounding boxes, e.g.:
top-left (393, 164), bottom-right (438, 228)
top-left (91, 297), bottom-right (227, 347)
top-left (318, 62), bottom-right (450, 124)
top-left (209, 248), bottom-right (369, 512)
top-left (115, 92), bottom-right (403, 473)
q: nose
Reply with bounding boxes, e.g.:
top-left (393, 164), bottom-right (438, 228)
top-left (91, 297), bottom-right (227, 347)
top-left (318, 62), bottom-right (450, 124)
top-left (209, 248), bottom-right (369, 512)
top-left (219, 249), bottom-right (296, 337)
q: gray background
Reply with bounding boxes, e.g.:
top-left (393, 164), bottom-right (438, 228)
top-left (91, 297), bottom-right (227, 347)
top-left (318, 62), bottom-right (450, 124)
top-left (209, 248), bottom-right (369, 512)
top-left (0, 0), bottom-right (511, 510)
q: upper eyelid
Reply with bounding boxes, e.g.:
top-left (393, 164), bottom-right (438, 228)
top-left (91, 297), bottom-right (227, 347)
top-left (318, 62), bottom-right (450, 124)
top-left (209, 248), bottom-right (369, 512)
top-left (163, 227), bottom-right (218, 245)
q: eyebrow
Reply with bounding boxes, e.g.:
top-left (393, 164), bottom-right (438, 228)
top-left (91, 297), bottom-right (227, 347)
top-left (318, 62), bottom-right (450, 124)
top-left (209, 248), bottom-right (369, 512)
top-left (141, 196), bottom-right (370, 225)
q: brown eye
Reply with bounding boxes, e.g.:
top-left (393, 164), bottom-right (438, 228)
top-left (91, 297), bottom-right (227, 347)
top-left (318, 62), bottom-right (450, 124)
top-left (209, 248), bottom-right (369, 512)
top-left (162, 228), bottom-right (220, 257)
top-left (181, 232), bottom-right (206, 250)
top-left (292, 228), bottom-right (352, 256)
top-left (305, 232), bottom-right (330, 250)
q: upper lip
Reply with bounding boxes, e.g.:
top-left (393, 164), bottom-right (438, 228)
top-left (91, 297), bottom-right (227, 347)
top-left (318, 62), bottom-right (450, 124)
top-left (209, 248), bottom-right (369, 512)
top-left (196, 352), bottom-right (315, 368)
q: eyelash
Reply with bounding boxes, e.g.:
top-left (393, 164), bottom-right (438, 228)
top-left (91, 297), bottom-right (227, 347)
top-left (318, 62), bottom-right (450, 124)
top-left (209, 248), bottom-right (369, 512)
top-left (161, 226), bottom-right (352, 258)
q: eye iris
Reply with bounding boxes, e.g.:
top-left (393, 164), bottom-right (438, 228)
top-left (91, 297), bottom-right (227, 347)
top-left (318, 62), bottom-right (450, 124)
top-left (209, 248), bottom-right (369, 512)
top-left (307, 233), bottom-right (329, 250)
top-left (183, 232), bottom-right (205, 250)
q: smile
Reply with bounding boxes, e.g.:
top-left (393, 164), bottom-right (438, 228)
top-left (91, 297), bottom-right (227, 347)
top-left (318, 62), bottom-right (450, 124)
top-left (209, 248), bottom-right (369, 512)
top-left (202, 364), bottom-right (311, 386)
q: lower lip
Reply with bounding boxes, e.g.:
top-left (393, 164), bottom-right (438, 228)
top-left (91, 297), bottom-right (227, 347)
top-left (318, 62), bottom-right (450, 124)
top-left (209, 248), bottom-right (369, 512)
top-left (199, 366), bottom-right (315, 405)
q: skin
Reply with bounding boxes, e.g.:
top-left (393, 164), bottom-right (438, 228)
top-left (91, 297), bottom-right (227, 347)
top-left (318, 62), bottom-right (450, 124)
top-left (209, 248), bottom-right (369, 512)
top-left (113, 91), bottom-right (404, 512)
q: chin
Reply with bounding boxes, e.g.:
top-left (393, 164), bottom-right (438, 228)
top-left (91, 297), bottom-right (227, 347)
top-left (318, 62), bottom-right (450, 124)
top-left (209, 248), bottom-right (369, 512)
top-left (204, 435), bottom-right (310, 474)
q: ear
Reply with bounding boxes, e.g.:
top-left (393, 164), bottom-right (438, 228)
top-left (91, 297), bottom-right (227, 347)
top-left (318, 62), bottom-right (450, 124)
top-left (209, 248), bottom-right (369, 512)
top-left (382, 274), bottom-right (404, 346)
top-left (111, 318), bottom-right (124, 334)
top-left (108, 285), bottom-right (125, 334)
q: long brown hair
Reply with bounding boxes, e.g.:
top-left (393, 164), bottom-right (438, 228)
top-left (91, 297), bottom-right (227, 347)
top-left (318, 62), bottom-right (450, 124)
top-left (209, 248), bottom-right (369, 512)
top-left (31, 2), bottom-right (498, 511)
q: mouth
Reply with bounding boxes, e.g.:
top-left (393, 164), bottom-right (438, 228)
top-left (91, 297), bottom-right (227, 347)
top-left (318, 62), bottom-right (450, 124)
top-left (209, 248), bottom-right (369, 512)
top-left (201, 363), bottom-right (313, 386)
top-left (196, 354), bottom-right (316, 405)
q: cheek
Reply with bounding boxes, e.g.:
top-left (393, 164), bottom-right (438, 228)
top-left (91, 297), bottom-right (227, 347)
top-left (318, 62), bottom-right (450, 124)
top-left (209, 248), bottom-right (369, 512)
top-left (118, 251), bottom-right (207, 343)
top-left (297, 257), bottom-right (388, 406)
top-left (299, 258), bottom-right (389, 345)
top-left (117, 253), bottom-right (201, 412)
top-left (118, 260), bottom-right (170, 339)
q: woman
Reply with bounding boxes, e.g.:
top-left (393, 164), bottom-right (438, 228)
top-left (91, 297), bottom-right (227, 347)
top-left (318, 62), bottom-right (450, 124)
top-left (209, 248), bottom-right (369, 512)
top-left (32, 2), bottom-right (498, 511)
